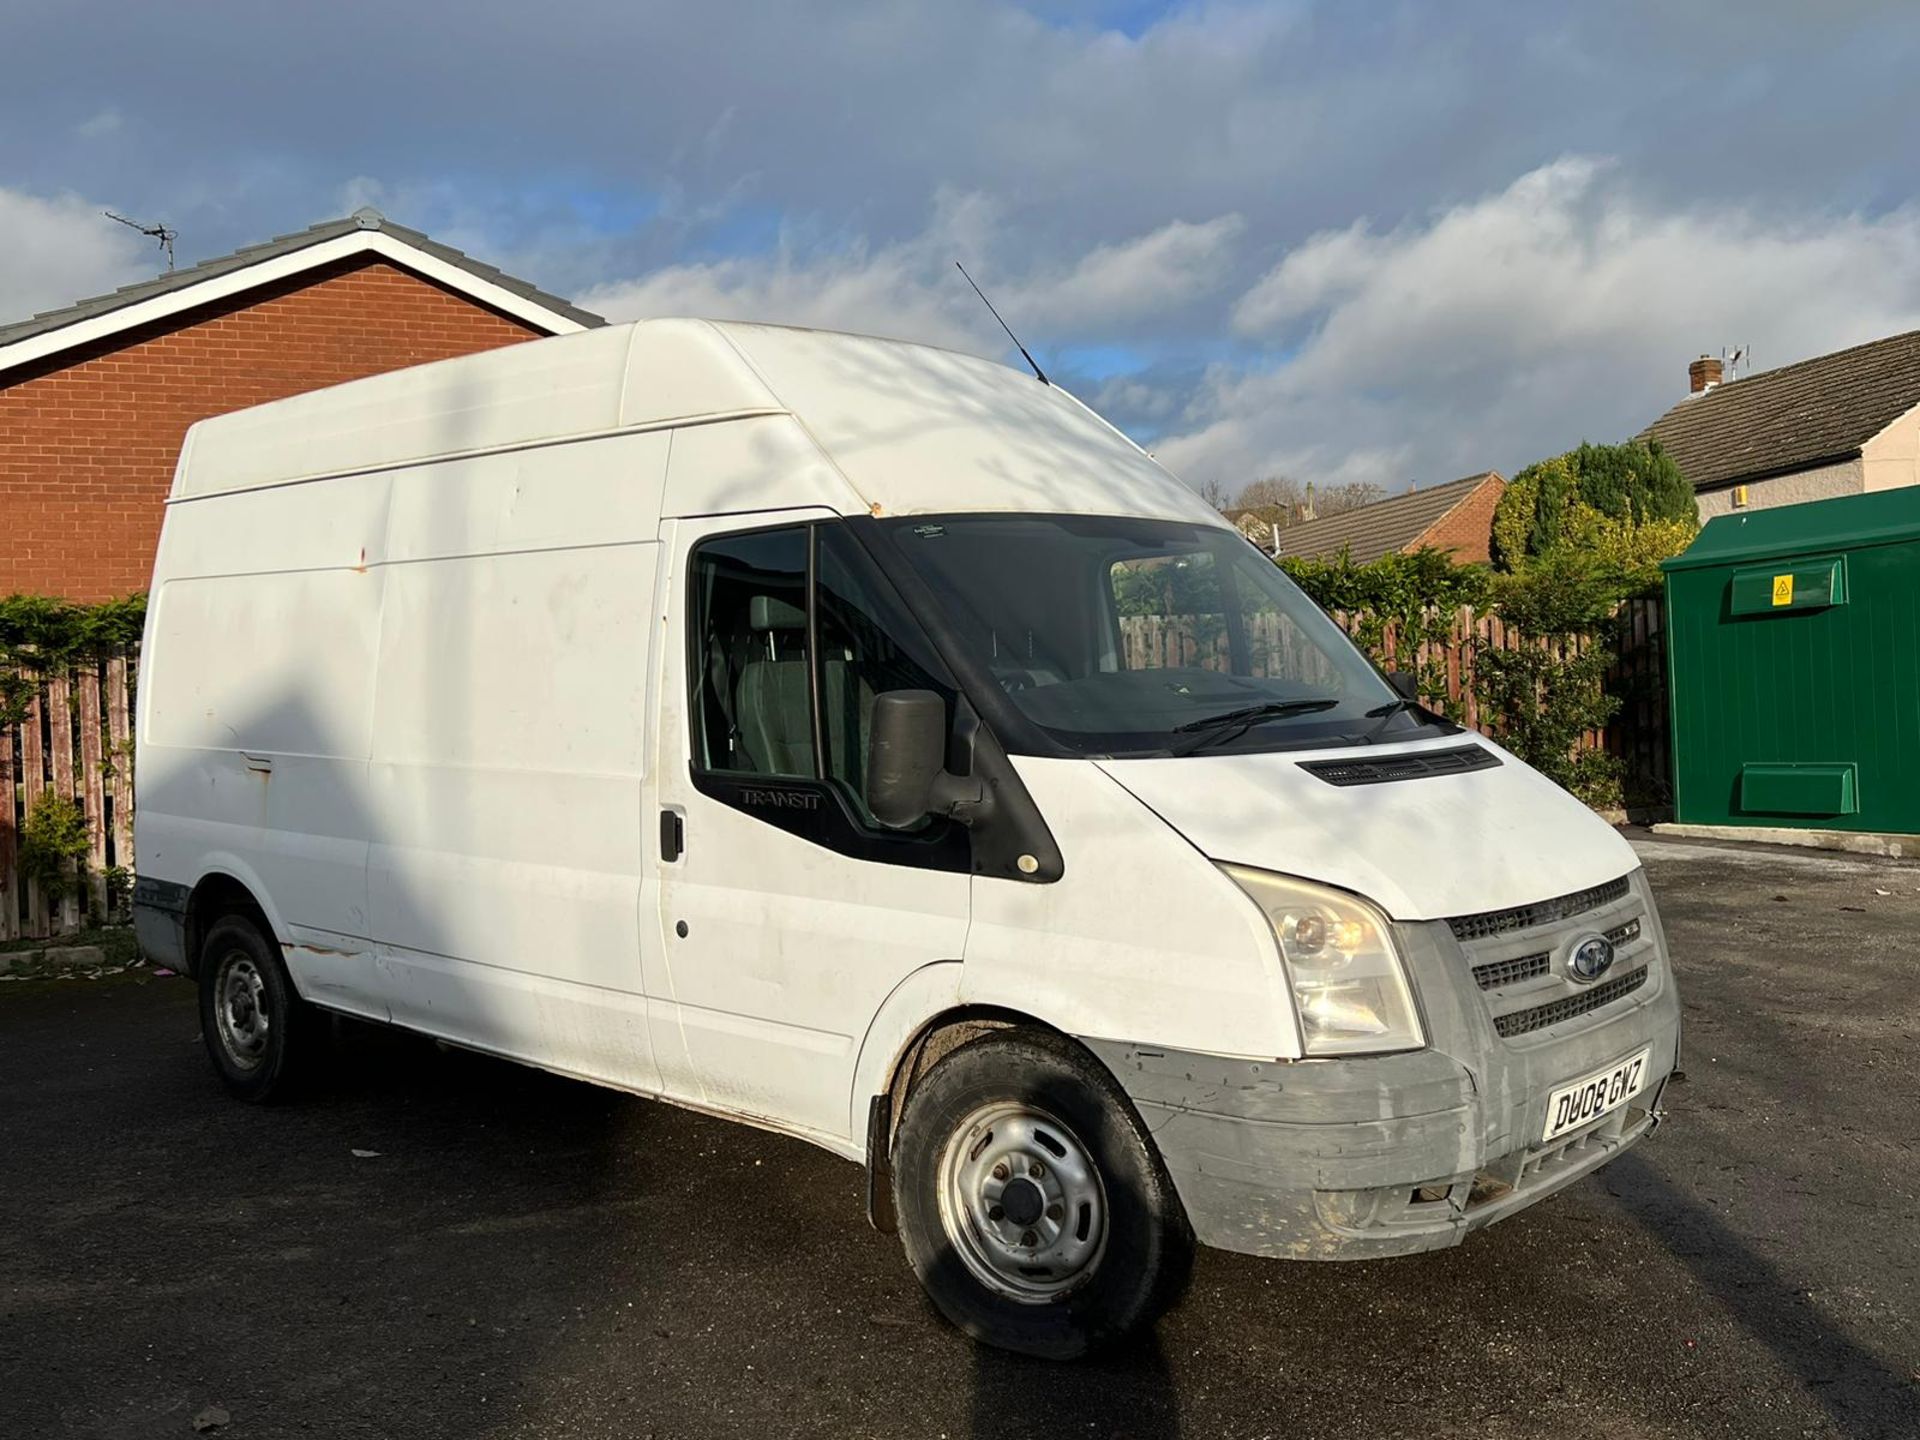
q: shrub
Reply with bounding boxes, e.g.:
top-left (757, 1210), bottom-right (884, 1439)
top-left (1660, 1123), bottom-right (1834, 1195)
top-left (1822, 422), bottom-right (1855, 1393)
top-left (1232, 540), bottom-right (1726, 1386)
top-left (1492, 440), bottom-right (1697, 576)
top-left (0, 593), bottom-right (146, 728)
top-left (1475, 551), bottom-right (1629, 806)
top-left (1278, 546), bottom-right (1638, 807)
top-left (20, 792), bottom-right (93, 907)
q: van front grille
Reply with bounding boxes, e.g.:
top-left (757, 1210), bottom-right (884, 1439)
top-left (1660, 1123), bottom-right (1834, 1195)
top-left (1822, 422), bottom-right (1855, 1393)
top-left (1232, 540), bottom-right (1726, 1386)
top-left (1472, 952), bottom-right (1550, 990)
top-left (1493, 968), bottom-right (1648, 1038)
top-left (1448, 876), bottom-right (1633, 943)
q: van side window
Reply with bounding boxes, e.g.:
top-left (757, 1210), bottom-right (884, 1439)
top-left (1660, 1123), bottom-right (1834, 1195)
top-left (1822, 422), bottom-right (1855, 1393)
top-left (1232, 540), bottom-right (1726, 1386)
top-left (816, 527), bottom-right (956, 825)
top-left (688, 522), bottom-right (962, 844)
top-left (690, 527), bottom-right (816, 778)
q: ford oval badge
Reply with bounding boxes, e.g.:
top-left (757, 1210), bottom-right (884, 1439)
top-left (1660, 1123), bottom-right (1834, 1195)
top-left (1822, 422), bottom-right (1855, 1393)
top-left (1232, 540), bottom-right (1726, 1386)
top-left (1568, 933), bottom-right (1615, 984)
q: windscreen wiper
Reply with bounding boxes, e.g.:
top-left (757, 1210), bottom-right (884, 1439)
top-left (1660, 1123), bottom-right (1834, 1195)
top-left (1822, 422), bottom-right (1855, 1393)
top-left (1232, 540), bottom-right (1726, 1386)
top-left (1359, 696), bottom-right (1423, 744)
top-left (1170, 698), bottom-right (1340, 755)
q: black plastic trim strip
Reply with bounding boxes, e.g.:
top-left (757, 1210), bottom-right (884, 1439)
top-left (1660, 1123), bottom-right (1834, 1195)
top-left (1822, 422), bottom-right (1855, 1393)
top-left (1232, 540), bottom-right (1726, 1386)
top-left (1299, 743), bottom-right (1500, 787)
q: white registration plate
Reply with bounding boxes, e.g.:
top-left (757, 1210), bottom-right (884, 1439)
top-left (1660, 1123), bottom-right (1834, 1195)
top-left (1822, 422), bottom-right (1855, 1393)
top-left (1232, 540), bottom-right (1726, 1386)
top-left (1542, 1047), bottom-right (1651, 1142)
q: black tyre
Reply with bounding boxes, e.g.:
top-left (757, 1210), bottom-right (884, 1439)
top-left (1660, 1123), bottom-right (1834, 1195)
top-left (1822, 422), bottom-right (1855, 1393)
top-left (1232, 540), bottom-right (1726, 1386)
top-left (892, 1027), bottom-right (1193, 1359)
top-left (198, 913), bottom-right (315, 1102)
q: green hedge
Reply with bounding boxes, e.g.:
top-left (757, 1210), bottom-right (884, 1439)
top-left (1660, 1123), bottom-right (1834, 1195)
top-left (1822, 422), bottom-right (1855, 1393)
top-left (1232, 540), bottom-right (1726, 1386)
top-left (1280, 548), bottom-right (1639, 806)
top-left (0, 593), bottom-right (146, 729)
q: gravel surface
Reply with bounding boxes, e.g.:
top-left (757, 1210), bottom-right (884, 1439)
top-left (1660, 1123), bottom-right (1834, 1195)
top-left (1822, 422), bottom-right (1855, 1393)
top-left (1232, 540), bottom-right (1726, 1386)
top-left (1, 834), bottom-right (1916, 1438)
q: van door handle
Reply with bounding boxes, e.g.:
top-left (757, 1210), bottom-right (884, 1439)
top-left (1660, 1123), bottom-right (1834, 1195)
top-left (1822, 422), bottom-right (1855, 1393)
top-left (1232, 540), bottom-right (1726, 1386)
top-left (660, 810), bottom-right (684, 863)
top-left (241, 752), bottom-right (273, 774)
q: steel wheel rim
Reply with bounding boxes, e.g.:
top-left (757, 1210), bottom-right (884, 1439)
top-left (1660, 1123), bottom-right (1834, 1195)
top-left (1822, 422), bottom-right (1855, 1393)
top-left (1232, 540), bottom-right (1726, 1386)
top-left (935, 1100), bottom-right (1108, 1304)
top-left (215, 953), bottom-right (270, 1069)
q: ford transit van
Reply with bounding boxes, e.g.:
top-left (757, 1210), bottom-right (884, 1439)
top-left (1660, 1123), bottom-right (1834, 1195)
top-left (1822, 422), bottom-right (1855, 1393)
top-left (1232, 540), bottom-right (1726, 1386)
top-left (134, 319), bottom-right (1679, 1358)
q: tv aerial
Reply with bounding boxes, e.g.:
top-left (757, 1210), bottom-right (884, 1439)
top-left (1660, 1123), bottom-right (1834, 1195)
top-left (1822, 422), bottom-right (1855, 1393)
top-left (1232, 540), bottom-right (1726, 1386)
top-left (104, 211), bottom-right (178, 271)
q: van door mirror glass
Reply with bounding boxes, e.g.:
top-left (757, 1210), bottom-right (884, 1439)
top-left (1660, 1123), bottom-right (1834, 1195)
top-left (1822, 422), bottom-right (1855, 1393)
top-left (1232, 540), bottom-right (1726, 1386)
top-left (1386, 669), bottom-right (1418, 702)
top-left (866, 690), bottom-right (949, 828)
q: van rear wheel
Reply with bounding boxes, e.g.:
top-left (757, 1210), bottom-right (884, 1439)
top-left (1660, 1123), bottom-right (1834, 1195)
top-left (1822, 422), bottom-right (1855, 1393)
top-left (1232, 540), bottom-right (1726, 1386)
top-left (891, 1027), bottom-right (1192, 1359)
top-left (198, 913), bottom-right (314, 1103)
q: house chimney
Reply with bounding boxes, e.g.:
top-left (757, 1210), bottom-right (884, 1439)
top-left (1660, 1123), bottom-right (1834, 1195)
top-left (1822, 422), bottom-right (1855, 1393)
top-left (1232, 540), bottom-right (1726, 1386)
top-left (1689, 354), bottom-right (1724, 394)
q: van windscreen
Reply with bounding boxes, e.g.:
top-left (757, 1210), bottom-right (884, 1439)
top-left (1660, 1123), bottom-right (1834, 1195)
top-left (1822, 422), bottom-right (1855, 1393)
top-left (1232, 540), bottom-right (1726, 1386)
top-left (878, 514), bottom-right (1445, 758)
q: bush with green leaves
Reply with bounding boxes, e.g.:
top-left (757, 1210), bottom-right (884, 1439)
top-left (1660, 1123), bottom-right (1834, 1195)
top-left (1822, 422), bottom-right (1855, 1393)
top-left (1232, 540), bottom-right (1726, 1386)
top-left (1492, 440), bottom-right (1697, 582)
top-left (1474, 551), bottom-right (1631, 805)
top-left (0, 593), bottom-right (146, 728)
top-left (1277, 545), bottom-right (1643, 807)
top-left (20, 792), bottom-right (93, 907)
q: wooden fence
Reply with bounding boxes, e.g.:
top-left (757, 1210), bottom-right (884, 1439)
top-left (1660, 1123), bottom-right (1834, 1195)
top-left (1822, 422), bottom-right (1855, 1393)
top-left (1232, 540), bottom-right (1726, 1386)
top-left (0, 656), bottom-right (136, 940)
top-left (1120, 596), bottom-right (1669, 802)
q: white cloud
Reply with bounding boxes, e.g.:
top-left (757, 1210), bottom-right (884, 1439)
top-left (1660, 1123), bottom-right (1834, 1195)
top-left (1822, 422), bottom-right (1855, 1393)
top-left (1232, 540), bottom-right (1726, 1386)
top-left (0, 187), bottom-right (150, 325)
top-left (75, 109), bottom-right (122, 139)
top-left (1158, 157), bottom-right (1920, 489)
top-left (580, 196), bottom-right (1246, 352)
top-left (1008, 214), bottom-right (1246, 333)
top-left (579, 191), bottom-right (1001, 351)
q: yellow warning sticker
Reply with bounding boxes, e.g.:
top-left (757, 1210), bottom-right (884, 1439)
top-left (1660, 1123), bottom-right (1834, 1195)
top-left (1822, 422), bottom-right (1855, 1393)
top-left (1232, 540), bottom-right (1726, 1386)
top-left (1772, 573), bottom-right (1794, 606)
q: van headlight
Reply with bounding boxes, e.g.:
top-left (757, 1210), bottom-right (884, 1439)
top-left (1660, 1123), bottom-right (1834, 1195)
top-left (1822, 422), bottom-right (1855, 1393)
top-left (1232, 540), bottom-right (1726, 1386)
top-left (1220, 865), bottom-right (1424, 1056)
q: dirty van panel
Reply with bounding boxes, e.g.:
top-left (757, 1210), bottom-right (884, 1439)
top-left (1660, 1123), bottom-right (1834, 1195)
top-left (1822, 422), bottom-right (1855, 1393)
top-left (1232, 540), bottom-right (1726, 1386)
top-left (651, 514), bottom-right (970, 1142)
top-left (659, 416), bottom-right (862, 519)
top-left (138, 568), bottom-right (382, 950)
top-left (152, 469), bottom-right (393, 578)
top-left (384, 429), bottom-right (668, 561)
top-left (363, 503), bottom-right (661, 1094)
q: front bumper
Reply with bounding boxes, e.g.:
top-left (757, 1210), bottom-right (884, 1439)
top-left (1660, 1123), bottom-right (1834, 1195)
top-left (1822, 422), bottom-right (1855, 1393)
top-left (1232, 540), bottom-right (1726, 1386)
top-left (1087, 872), bottom-right (1682, 1261)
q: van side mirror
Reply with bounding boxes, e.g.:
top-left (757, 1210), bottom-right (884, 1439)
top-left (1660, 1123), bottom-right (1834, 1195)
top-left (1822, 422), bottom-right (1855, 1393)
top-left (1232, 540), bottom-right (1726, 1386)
top-left (1386, 669), bottom-right (1419, 703)
top-left (867, 690), bottom-right (993, 829)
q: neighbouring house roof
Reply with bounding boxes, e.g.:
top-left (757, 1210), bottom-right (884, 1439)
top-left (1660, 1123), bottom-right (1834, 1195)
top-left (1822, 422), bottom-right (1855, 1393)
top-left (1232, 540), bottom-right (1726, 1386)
top-left (1274, 472), bottom-right (1498, 564)
top-left (1642, 329), bottom-right (1920, 492)
top-left (0, 208), bottom-right (604, 377)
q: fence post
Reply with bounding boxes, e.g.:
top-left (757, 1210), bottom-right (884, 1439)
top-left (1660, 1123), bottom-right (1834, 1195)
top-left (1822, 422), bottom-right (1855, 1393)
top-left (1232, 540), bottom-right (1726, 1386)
top-left (0, 715), bottom-right (14, 942)
top-left (108, 656), bottom-right (134, 879)
top-left (80, 666), bottom-right (109, 921)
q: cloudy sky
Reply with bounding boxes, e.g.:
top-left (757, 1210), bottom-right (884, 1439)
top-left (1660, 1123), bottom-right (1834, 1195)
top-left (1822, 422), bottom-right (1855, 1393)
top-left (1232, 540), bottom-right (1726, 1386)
top-left (7, 1), bottom-right (1920, 494)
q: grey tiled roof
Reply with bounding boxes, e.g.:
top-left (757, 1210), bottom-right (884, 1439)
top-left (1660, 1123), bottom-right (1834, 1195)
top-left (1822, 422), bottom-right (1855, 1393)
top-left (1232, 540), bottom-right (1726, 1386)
top-left (1274, 473), bottom-right (1497, 564)
top-left (1642, 330), bottom-right (1920, 492)
top-left (0, 208), bottom-right (605, 351)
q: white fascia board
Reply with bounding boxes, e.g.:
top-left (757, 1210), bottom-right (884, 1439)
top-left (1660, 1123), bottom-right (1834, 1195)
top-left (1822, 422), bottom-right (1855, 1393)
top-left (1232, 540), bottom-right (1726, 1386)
top-left (0, 231), bottom-right (588, 379)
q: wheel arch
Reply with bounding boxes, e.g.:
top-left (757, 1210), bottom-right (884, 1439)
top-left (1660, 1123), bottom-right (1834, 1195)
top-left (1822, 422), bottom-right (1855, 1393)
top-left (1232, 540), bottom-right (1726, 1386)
top-left (182, 861), bottom-right (284, 979)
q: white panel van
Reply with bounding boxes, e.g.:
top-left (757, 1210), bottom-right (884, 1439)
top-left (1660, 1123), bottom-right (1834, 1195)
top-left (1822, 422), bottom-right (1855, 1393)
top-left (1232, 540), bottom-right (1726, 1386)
top-left (135, 319), bottom-right (1680, 1357)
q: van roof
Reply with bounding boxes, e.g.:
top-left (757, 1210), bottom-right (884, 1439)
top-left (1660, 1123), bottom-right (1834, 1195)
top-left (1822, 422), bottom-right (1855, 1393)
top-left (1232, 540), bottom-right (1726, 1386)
top-left (173, 318), bottom-right (1220, 526)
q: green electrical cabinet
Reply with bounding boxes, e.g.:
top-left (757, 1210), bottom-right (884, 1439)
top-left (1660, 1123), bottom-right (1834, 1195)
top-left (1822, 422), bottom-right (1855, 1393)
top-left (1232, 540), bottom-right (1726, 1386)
top-left (1662, 487), bottom-right (1920, 834)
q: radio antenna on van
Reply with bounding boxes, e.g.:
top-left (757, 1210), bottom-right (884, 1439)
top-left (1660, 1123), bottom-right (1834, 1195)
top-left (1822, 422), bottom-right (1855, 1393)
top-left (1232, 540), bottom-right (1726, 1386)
top-left (955, 261), bottom-right (1049, 386)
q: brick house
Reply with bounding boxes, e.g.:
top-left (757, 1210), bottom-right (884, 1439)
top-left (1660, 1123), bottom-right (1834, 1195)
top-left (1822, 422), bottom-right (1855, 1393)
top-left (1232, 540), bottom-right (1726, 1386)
top-left (1270, 471), bottom-right (1507, 564)
top-left (1642, 334), bottom-right (1920, 520)
top-left (0, 208), bottom-right (603, 600)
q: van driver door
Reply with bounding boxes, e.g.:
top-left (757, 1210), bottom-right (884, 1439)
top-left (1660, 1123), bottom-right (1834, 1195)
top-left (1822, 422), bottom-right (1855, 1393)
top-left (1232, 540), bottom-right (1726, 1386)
top-left (651, 513), bottom-right (972, 1147)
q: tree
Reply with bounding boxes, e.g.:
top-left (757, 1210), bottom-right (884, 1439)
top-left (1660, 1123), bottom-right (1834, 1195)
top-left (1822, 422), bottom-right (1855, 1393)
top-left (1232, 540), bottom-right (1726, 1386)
top-left (1492, 439), bottom-right (1697, 581)
top-left (1195, 476), bottom-right (1231, 510)
top-left (1314, 481), bottom-right (1385, 517)
top-left (1233, 476), bottom-right (1303, 511)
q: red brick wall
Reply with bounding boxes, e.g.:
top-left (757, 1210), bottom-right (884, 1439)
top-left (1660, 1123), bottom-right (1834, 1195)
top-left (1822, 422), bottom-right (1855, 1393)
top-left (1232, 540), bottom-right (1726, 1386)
top-left (1412, 475), bottom-right (1506, 564)
top-left (0, 256), bottom-right (547, 601)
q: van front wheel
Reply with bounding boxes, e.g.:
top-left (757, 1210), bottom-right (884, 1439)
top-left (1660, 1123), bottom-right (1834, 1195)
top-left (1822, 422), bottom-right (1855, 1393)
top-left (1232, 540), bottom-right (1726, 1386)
top-left (891, 1028), bottom-right (1192, 1359)
top-left (198, 914), bottom-right (314, 1103)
